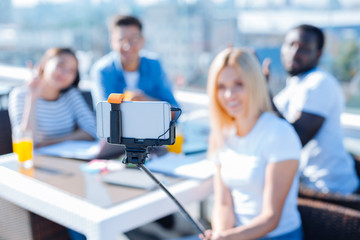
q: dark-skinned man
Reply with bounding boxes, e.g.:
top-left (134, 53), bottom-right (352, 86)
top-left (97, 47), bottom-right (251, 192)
top-left (274, 24), bottom-right (359, 195)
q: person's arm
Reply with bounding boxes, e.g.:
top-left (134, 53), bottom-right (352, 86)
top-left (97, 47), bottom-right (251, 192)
top-left (209, 160), bottom-right (298, 240)
top-left (146, 59), bottom-right (179, 107)
top-left (12, 71), bottom-right (42, 133)
top-left (128, 90), bottom-right (158, 101)
top-left (292, 112), bottom-right (324, 146)
top-left (21, 90), bottom-right (38, 133)
top-left (36, 89), bottom-right (96, 148)
top-left (90, 65), bottom-right (108, 103)
top-left (211, 164), bottom-right (236, 232)
top-left (72, 89), bottom-right (97, 139)
top-left (271, 101), bottom-right (324, 146)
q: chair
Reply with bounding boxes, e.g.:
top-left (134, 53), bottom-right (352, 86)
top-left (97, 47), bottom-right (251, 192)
top-left (80, 90), bottom-right (94, 111)
top-left (0, 197), bottom-right (32, 240)
top-left (299, 154), bottom-right (360, 210)
top-left (0, 92), bottom-right (9, 110)
top-left (298, 198), bottom-right (360, 240)
top-left (0, 109), bottom-right (13, 155)
top-left (30, 212), bottom-right (71, 240)
top-left (0, 109), bottom-right (71, 239)
top-left (0, 197), bottom-right (71, 240)
top-left (299, 185), bottom-right (360, 211)
top-left (351, 154), bottom-right (360, 180)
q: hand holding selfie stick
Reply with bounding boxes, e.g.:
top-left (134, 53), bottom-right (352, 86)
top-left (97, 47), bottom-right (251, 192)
top-left (103, 93), bottom-right (206, 236)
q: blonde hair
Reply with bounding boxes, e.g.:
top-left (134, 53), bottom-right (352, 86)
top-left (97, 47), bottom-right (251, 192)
top-left (207, 48), bottom-right (272, 154)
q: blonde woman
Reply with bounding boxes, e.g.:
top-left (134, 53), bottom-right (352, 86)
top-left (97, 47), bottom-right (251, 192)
top-left (203, 48), bottom-right (303, 240)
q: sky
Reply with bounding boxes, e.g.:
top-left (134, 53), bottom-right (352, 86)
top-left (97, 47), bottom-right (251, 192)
top-left (11, 0), bottom-right (158, 7)
top-left (12, 0), bottom-right (71, 7)
top-left (11, 0), bottom-right (360, 8)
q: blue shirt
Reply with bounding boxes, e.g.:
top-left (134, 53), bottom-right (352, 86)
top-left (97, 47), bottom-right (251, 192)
top-left (91, 51), bottom-right (178, 107)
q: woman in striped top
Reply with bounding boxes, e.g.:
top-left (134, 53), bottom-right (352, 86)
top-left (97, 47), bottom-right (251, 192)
top-left (9, 48), bottom-right (97, 148)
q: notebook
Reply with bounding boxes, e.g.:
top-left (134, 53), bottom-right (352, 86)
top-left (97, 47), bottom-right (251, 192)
top-left (146, 153), bottom-right (215, 180)
top-left (102, 168), bottom-right (164, 190)
top-left (35, 140), bottom-right (125, 160)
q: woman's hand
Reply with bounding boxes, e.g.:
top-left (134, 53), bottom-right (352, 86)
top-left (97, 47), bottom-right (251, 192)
top-left (129, 91), bottom-right (156, 101)
top-left (27, 64), bottom-right (42, 100)
top-left (200, 230), bottom-right (228, 240)
top-left (199, 229), bottom-right (213, 240)
top-left (262, 57), bottom-right (271, 82)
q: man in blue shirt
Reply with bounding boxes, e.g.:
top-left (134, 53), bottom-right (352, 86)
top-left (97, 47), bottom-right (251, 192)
top-left (89, 15), bottom-right (177, 237)
top-left (91, 15), bottom-right (178, 108)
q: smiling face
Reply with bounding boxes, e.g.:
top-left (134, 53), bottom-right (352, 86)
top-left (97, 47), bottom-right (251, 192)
top-left (110, 25), bottom-right (144, 69)
top-left (216, 66), bottom-right (249, 120)
top-left (42, 53), bottom-right (78, 90)
top-left (281, 28), bottom-right (321, 76)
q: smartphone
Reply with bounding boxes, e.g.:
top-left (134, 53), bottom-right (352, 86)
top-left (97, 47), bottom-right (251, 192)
top-left (96, 101), bottom-right (171, 140)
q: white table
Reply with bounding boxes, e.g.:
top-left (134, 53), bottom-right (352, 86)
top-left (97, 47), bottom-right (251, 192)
top-left (0, 153), bottom-right (213, 240)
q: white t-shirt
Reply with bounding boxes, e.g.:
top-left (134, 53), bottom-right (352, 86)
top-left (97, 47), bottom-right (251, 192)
top-left (217, 112), bottom-right (301, 237)
top-left (274, 68), bottom-right (359, 194)
top-left (123, 70), bottom-right (140, 91)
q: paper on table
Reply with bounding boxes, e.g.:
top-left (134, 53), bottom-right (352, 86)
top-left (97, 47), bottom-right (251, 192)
top-left (146, 153), bottom-right (215, 180)
top-left (102, 168), bottom-right (165, 190)
top-left (35, 140), bottom-right (101, 160)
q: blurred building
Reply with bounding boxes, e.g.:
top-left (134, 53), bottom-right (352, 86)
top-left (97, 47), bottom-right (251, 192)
top-left (1, 0), bottom-right (359, 98)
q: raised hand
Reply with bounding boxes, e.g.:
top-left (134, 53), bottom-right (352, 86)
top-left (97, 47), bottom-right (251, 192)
top-left (26, 61), bottom-right (42, 100)
top-left (262, 57), bottom-right (271, 82)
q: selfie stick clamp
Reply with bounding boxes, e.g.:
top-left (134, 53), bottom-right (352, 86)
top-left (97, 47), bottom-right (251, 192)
top-left (107, 94), bottom-right (206, 236)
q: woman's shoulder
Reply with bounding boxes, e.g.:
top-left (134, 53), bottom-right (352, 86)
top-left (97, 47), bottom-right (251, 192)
top-left (60, 88), bottom-right (84, 105)
top-left (261, 112), bottom-right (297, 137)
top-left (9, 86), bottom-right (29, 100)
top-left (260, 112), bottom-right (302, 157)
top-left (62, 87), bottom-right (81, 97)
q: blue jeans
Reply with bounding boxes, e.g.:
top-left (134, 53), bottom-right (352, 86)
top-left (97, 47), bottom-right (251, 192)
top-left (68, 229), bottom-right (86, 240)
top-left (172, 226), bottom-right (303, 240)
top-left (257, 226), bottom-right (303, 240)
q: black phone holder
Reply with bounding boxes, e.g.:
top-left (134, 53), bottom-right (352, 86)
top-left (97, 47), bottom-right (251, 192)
top-left (107, 102), bottom-right (176, 165)
top-left (106, 100), bottom-right (206, 236)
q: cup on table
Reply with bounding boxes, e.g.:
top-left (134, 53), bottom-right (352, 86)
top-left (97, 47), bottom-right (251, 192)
top-left (18, 165), bottom-right (34, 177)
top-left (12, 128), bottom-right (34, 169)
top-left (167, 132), bottom-right (184, 154)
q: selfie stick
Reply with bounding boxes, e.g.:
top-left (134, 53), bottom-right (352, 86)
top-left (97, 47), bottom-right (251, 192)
top-left (139, 164), bottom-right (206, 235)
top-left (107, 94), bottom-right (206, 236)
top-left (121, 127), bottom-right (207, 237)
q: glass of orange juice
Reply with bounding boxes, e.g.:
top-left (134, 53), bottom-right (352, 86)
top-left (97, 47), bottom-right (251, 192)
top-left (12, 128), bottom-right (34, 169)
top-left (167, 130), bottom-right (184, 154)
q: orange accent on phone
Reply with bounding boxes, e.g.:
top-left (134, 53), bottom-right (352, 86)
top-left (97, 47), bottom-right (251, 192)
top-left (107, 93), bottom-right (124, 104)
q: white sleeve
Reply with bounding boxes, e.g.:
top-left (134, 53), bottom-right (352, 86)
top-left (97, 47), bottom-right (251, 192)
top-left (262, 120), bottom-right (301, 163)
top-left (67, 88), bottom-right (97, 139)
top-left (8, 87), bottom-right (27, 131)
top-left (300, 72), bottom-right (338, 118)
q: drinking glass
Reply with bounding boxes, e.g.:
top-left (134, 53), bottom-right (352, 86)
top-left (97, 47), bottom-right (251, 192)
top-left (12, 128), bottom-right (34, 169)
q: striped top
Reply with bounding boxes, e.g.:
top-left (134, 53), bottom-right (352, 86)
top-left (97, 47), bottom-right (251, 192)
top-left (8, 87), bottom-right (97, 146)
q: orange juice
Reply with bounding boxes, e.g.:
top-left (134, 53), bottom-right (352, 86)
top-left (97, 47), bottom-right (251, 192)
top-left (167, 134), bottom-right (184, 154)
top-left (13, 139), bottom-right (33, 162)
top-left (19, 165), bottom-right (34, 177)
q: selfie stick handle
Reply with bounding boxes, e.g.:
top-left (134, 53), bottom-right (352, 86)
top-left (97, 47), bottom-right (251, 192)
top-left (139, 164), bottom-right (206, 236)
